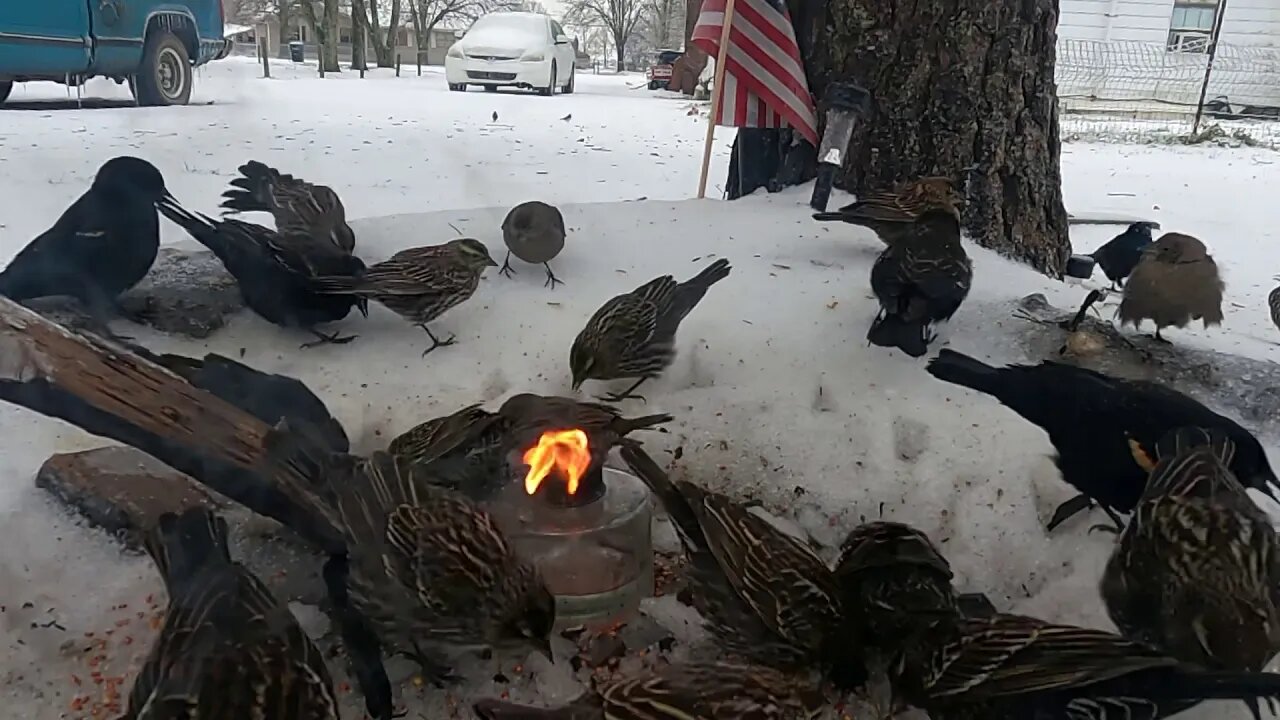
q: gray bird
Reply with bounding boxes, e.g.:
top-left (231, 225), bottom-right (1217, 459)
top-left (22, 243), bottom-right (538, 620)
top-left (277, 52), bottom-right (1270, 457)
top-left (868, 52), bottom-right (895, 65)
top-left (1118, 232), bottom-right (1224, 343)
top-left (492, 111), bottom-right (499, 122)
top-left (1101, 427), bottom-right (1280, 680)
top-left (500, 201), bottom-right (567, 289)
top-left (1268, 281), bottom-right (1280, 338)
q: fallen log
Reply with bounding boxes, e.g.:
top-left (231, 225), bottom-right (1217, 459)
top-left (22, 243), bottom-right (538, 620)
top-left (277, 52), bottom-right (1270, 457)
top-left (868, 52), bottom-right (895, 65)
top-left (0, 296), bottom-right (344, 552)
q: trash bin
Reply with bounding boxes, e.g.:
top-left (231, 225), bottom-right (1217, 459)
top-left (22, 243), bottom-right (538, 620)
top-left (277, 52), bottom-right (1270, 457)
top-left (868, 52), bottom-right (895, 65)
top-left (288, 41), bottom-right (305, 63)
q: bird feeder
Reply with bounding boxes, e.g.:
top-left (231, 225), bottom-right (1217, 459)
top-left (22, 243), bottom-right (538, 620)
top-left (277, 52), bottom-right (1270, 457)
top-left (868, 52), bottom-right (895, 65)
top-left (486, 429), bottom-right (653, 630)
top-left (809, 82), bottom-right (873, 212)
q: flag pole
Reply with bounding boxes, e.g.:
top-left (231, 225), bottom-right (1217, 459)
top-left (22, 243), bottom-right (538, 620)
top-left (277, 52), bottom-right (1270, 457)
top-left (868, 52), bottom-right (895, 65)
top-left (695, 0), bottom-right (739, 200)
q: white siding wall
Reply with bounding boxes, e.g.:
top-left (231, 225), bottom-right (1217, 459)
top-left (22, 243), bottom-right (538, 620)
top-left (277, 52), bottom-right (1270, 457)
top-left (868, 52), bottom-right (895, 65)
top-left (1059, 0), bottom-right (1177, 43)
top-left (1218, 0), bottom-right (1280, 47)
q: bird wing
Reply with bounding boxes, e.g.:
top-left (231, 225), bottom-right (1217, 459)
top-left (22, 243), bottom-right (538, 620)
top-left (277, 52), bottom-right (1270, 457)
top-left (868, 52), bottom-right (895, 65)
top-left (388, 405), bottom-right (494, 462)
top-left (924, 614), bottom-right (1177, 700)
top-left (695, 490), bottom-right (843, 658)
top-left (260, 172), bottom-right (348, 246)
top-left (358, 254), bottom-right (472, 296)
top-left (587, 288), bottom-right (664, 357)
top-left (602, 662), bottom-right (816, 720)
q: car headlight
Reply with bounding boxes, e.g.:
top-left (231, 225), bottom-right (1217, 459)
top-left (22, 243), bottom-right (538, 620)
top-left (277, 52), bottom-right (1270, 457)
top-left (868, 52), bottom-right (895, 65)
top-left (521, 50), bottom-right (545, 62)
top-left (447, 45), bottom-right (465, 59)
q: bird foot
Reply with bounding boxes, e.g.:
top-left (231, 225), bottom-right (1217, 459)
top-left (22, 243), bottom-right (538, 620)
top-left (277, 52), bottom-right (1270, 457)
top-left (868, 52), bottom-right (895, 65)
top-left (420, 331), bottom-right (458, 356)
top-left (499, 260), bottom-right (517, 279)
top-left (544, 272), bottom-right (563, 289)
top-left (300, 330), bottom-right (359, 349)
top-left (597, 391), bottom-right (646, 403)
top-left (403, 647), bottom-right (463, 687)
top-left (1149, 333), bottom-right (1171, 344)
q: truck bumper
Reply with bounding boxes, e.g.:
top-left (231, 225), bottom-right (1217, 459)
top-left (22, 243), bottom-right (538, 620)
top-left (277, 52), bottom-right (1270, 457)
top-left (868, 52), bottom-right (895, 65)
top-left (215, 38), bottom-right (233, 61)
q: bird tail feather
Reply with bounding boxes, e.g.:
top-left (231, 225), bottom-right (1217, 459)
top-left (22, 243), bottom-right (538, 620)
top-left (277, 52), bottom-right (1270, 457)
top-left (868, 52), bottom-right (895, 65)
top-left (925, 349), bottom-right (1002, 396)
top-left (867, 312), bottom-right (931, 358)
top-left (143, 507), bottom-right (231, 589)
top-left (1146, 669), bottom-right (1280, 719)
top-left (157, 197), bottom-right (234, 259)
top-left (812, 212), bottom-right (845, 222)
top-left (310, 275), bottom-right (370, 295)
top-left (615, 412), bottom-right (673, 436)
top-left (619, 444), bottom-right (707, 552)
top-left (219, 160), bottom-right (279, 215)
top-left (659, 258), bottom-right (731, 334)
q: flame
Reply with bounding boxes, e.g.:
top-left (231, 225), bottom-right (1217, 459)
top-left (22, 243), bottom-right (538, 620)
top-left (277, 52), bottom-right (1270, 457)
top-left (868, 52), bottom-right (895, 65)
top-left (523, 429), bottom-right (591, 496)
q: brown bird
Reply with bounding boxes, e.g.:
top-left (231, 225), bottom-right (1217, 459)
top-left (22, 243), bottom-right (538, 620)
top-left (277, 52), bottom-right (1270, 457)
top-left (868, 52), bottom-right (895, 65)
top-left (812, 176), bottom-right (964, 245)
top-left (220, 160), bottom-right (356, 253)
top-left (500, 201), bottom-right (567, 289)
top-left (387, 395), bottom-right (670, 501)
top-left (1268, 281), bottom-right (1280, 338)
top-left (282, 444), bottom-right (555, 718)
top-left (1118, 232), bottom-right (1224, 343)
top-left (867, 198), bottom-right (971, 357)
top-left (124, 508), bottom-right (339, 720)
top-left (313, 238), bottom-right (498, 355)
top-left (834, 519), bottom-right (1280, 720)
top-left (1101, 427), bottom-right (1280, 680)
top-left (570, 258), bottom-right (731, 402)
top-left (472, 661), bottom-right (825, 720)
top-left (619, 445), bottom-right (847, 679)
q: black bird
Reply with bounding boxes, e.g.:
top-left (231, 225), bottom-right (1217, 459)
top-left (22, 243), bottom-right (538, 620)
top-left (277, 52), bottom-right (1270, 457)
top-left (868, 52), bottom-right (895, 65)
top-left (925, 349), bottom-right (1279, 531)
top-left (157, 197), bottom-right (369, 348)
top-left (219, 160), bottom-right (357, 253)
top-left (1089, 221), bottom-right (1156, 290)
top-left (473, 661), bottom-right (825, 720)
top-left (0, 156), bottom-right (171, 331)
top-left (570, 258), bottom-right (731, 402)
top-left (867, 203), bottom-right (971, 357)
top-left (124, 507), bottom-right (340, 720)
top-left (1101, 427), bottom-right (1280, 680)
top-left (835, 519), bottom-right (1280, 720)
top-left (619, 445), bottom-right (847, 680)
top-left (146, 350), bottom-right (349, 453)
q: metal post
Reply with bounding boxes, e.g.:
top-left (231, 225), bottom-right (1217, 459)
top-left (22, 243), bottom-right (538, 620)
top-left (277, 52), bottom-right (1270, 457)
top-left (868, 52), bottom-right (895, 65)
top-left (359, 27), bottom-right (366, 78)
top-left (1192, 0), bottom-right (1230, 135)
top-left (318, 40), bottom-right (325, 77)
top-left (396, 54), bottom-right (402, 77)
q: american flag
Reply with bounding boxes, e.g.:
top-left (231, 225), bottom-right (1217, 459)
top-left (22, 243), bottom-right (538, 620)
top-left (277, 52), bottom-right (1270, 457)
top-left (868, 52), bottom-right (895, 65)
top-left (690, 0), bottom-right (818, 145)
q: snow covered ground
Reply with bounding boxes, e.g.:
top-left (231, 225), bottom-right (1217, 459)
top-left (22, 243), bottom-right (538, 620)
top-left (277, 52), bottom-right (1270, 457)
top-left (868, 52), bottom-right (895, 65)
top-left (1, 55), bottom-right (1279, 719)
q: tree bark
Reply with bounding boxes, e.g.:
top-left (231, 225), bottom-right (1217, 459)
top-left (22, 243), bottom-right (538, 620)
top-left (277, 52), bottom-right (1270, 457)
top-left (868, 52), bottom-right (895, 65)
top-left (812, 0), bottom-right (1070, 276)
top-left (383, 0), bottom-right (402, 67)
top-left (321, 0), bottom-right (342, 72)
top-left (351, 0), bottom-right (369, 70)
top-left (669, 0), bottom-right (706, 94)
top-left (276, 0), bottom-right (293, 59)
top-left (615, 38), bottom-right (626, 71)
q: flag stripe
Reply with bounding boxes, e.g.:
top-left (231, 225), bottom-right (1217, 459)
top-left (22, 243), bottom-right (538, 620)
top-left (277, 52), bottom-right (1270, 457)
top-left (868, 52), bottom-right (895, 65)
top-left (691, 0), bottom-right (818, 145)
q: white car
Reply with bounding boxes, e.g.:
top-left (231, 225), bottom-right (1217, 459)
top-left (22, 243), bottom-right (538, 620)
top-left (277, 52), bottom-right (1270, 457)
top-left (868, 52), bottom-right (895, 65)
top-left (445, 12), bottom-right (576, 96)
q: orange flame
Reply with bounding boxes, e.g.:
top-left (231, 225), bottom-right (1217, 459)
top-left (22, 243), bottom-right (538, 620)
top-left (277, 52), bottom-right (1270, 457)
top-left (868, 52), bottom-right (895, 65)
top-left (523, 429), bottom-right (591, 496)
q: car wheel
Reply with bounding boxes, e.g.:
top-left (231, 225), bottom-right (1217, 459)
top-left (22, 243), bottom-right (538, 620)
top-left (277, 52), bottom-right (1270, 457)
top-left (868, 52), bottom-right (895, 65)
top-left (484, 84), bottom-right (497, 92)
top-left (132, 30), bottom-right (192, 106)
top-left (563, 66), bottom-right (574, 94)
top-left (648, 80), bottom-right (659, 90)
top-left (540, 61), bottom-right (556, 96)
top-left (0, 80), bottom-right (11, 105)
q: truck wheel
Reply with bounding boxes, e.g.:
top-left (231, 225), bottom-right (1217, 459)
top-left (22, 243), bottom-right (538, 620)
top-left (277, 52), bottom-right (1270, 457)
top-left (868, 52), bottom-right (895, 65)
top-left (132, 31), bottom-right (193, 106)
top-left (0, 81), bottom-right (12, 105)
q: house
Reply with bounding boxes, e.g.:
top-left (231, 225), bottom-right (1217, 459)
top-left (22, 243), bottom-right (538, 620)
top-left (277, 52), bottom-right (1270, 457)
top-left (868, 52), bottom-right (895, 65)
top-left (229, 14), bottom-right (460, 66)
top-left (1055, 0), bottom-right (1280, 113)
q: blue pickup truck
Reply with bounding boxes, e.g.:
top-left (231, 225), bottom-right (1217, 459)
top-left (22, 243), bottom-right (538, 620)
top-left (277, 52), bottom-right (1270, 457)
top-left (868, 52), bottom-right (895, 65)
top-left (0, 1), bottom-right (231, 107)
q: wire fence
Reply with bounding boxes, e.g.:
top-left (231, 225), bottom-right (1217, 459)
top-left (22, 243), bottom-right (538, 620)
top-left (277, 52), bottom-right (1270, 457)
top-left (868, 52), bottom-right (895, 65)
top-left (1056, 38), bottom-right (1280, 149)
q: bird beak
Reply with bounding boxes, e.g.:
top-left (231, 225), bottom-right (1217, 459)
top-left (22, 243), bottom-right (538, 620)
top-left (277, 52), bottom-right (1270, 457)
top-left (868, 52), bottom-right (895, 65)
top-left (534, 637), bottom-right (554, 664)
top-left (487, 256), bottom-right (499, 267)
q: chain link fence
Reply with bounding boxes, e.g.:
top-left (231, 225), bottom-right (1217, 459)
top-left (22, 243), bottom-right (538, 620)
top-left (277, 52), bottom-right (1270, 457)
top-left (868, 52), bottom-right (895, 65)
top-left (1056, 38), bottom-right (1280, 149)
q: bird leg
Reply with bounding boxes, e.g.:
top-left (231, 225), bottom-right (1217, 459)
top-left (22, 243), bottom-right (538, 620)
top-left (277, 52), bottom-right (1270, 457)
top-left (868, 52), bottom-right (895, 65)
top-left (1151, 328), bottom-right (1171, 344)
top-left (598, 377), bottom-right (648, 403)
top-left (499, 251), bottom-right (517, 279)
top-left (322, 555), bottom-right (405, 720)
top-left (300, 328), bottom-right (359, 349)
top-left (1046, 493), bottom-right (1096, 532)
top-left (419, 324), bottom-right (457, 356)
top-left (543, 262), bottom-right (563, 289)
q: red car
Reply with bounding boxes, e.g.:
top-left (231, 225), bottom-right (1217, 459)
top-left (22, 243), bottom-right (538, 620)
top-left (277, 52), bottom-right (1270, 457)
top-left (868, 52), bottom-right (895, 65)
top-left (647, 49), bottom-right (682, 90)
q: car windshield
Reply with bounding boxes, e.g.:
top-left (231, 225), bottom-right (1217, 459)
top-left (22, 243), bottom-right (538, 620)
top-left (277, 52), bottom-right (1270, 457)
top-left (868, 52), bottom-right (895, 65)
top-left (466, 13), bottom-right (547, 43)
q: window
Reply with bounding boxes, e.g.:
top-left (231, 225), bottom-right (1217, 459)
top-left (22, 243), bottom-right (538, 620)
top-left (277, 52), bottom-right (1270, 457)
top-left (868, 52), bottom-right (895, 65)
top-left (551, 20), bottom-right (566, 39)
top-left (339, 28), bottom-right (352, 44)
top-left (1168, 0), bottom-right (1219, 53)
top-left (397, 28), bottom-right (409, 46)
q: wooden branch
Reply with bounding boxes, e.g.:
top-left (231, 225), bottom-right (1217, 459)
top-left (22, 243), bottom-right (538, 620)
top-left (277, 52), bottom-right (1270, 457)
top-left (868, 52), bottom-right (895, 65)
top-left (0, 298), bottom-right (345, 552)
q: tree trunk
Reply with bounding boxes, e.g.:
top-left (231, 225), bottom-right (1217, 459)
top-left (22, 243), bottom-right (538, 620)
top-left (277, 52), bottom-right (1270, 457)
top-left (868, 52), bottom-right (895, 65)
top-left (670, 0), bottom-right (706, 95)
top-left (813, 0), bottom-right (1070, 276)
top-left (276, 0), bottom-right (293, 59)
top-left (615, 37), bottom-right (626, 71)
top-left (351, 0), bottom-right (369, 70)
top-left (319, 0), bottom-right (341, 72)
top-left (382, 0), bottom-right (402, 67)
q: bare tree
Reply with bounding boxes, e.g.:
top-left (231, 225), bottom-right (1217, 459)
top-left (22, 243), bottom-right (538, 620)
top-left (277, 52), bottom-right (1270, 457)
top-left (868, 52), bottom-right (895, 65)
top-left (352, 0), bottom-right (403, 67)
top-left (405, 0), bottom-right (513, 52)
top-left (301, 0), bottom-right (342, 71)
top-left (640, 0), bottom-right (681, 50)
top-left (564, 0), bottom-right (644, 71)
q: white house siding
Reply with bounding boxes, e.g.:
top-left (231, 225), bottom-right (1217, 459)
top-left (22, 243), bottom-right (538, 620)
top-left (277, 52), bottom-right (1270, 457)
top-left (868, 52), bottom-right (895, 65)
top-left (1057, 0), bottom-right (1280, 112)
